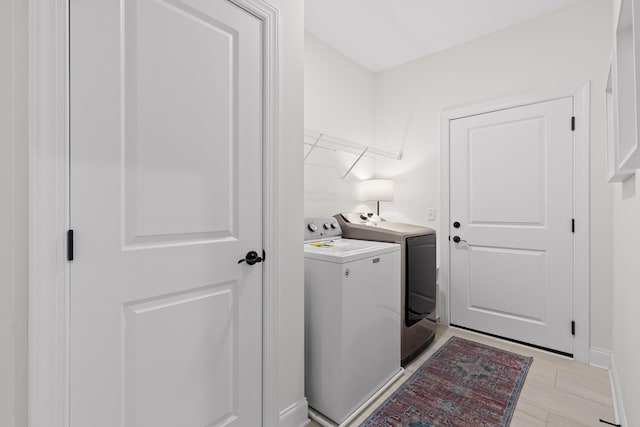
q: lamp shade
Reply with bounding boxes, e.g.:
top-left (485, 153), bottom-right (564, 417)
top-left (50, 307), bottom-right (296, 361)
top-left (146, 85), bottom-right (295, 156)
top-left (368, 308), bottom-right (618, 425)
top-left (360, 179), bottom-right (394, 202)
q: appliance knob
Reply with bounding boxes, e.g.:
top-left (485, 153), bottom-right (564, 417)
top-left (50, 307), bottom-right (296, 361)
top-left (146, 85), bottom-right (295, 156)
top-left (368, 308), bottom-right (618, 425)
top-left (330, 223), bottom-right (337, 229)
top-left (307, 223), bottom-right (318, 232)
top-left (323, 223), bottom-right (330, 230)
top-left (360, 214), bottom-right (367, 220)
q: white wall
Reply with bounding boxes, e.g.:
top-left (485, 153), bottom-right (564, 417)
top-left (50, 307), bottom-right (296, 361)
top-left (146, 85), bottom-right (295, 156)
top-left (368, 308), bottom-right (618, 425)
top-left (304, 32), bottom-right (379, 217)
top-left (610, 0), bottom-right (639, 423)
top-left (0, 1), bottom-right (28, 426)
top-left (271, 0), bottom-right (307, 416)
top-left (611, 176), bottom-right (639, 426)
top-left (374, 0), bottom-right (613, 351)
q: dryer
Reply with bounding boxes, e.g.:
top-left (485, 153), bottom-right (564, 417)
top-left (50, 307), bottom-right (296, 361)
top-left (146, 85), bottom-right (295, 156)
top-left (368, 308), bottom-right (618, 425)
top-left (304, 217), bottom-right (402, 426)
top-left (335, 212), bottom-right (437, 366)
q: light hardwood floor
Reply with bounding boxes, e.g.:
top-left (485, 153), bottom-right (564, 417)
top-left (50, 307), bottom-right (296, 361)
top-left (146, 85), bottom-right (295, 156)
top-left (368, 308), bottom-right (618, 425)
top-left (308, 326), bottom-right (615, 427)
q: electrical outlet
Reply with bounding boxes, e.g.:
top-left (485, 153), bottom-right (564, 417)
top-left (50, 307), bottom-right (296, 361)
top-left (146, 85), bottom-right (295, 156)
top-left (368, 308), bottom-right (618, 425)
top-left (427, 208), bottom-right (436, 221)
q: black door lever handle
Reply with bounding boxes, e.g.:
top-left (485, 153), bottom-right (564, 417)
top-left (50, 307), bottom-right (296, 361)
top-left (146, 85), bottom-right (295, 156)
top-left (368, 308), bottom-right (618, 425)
top-left (238, 250), bottom-right (263, 265)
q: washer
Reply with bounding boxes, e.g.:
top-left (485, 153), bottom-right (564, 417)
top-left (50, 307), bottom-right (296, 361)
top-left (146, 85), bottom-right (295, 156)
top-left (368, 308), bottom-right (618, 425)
top-left (304, 217), bottom-right (403, 426)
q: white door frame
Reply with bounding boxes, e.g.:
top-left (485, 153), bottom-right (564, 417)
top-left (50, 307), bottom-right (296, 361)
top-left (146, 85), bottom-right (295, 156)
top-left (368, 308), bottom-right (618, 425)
top-left (27, 0), bottom-right (280, 425)
top-left (439, 83), bottom-right (590, 363)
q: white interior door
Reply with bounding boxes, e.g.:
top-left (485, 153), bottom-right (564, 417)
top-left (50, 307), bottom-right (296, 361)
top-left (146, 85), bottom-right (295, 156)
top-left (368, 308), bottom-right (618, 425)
top-left (70, 0), bottom-right (263, 425)
top-left (449, 97), bottom-right (574, 355)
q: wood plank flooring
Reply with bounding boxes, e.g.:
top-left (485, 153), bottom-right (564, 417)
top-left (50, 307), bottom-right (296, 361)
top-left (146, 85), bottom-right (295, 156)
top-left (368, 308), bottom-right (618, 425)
top-left (308, 326), bottom-right (615, 426)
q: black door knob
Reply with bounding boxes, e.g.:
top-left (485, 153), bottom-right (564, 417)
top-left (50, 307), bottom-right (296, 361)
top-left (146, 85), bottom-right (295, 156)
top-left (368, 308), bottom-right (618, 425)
top-left (238, 250), bottom-right (263, 265)
top-left (453, 221), bottom-right (461, 228)
top-left (453, 236), bottom-right (461, 243)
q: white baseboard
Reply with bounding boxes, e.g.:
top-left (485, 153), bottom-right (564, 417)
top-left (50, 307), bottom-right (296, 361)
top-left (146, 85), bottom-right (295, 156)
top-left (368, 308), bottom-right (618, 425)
top-left (279, 398), bottom-right (310, 427)
top-left (609, 353), bottom-right (628, 427)
top-left (589, 347), bottom-right (611, 369)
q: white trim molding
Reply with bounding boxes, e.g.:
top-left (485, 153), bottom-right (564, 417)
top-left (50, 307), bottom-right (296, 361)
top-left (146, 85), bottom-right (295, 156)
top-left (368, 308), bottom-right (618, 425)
top-left (28, 0), bottom-right (70, 426)
top-left (609, 353), bottom-right (629, 426)
top-left (439, 113), bottom-right (452, 327)
top-left (572, 83), bottom-right (590, 363)
top-left (589, 347), bottom-right (611, 369)
top-left (439, 83), bottom-right (591, 363)
top-left (28, 0), bottom-right (281, 426)
top-left (228, 1), bottom-right (281, 424)
top-left (278, 399), bottom-right (310, 427)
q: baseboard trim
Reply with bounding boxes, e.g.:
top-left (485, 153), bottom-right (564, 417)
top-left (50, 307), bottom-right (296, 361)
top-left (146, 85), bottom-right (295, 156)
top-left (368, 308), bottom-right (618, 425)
top-left (589, 347), bottom-right (611, 369)
top-left (609, 353), bottom-right (628, 427)
top-left (279, 398), bottom-right (310, 427)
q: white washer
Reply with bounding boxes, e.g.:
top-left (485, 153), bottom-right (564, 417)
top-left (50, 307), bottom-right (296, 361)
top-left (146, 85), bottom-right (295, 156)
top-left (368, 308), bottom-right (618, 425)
top-left (304, 218), bottom-right (403, 426)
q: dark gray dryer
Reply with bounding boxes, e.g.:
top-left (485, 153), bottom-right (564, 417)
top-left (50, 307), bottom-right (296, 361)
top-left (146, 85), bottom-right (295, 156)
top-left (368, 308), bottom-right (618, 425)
top-left (335, 213), bottom-right (437, 366)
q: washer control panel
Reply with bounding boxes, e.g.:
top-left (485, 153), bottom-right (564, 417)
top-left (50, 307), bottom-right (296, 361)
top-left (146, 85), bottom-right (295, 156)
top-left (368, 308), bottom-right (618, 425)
top-left (305, 217), bottom-right (341, 241)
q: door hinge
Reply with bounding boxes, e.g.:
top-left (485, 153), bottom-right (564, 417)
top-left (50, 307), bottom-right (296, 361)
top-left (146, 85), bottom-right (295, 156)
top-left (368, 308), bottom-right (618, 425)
top-left (67, 229), bottom-right (74, 261)
top-left (262, 249), bottom-right (266, 262)
top-left (571, 116), bottom-right (576, 131)
top-left (448, 235), bottom-right (451, 241)
top-left (572, 219), bottom-right (575, 233)
top-left (571, 320), bottom-right (576, 336)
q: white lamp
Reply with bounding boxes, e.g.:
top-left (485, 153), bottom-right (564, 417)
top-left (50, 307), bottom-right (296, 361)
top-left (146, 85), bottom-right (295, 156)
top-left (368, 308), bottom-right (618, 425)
top-left (360, 179), bottom-right (394, 215)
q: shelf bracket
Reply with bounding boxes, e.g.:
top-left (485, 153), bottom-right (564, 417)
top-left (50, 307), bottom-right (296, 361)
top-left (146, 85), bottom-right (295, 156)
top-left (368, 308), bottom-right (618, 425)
top-left (342, 147), bottom-right (368, 179)
top-left (304, 133), bottom-right (323, 161)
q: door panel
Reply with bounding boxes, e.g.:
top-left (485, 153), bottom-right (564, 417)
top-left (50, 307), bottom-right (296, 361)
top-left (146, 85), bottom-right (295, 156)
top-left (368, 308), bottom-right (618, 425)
top-left (468, 117), bottom-right (546, 225)
top-left (70, 0), bottom-right (263, 425)
top-left (468, 246), bottom-right (546, 322)
top-left (123, 283), bottom-right (238, 427)
top-left (450, 97), bottom-right (574, 354)
top-left (123, 0), bottom-right (241, 245)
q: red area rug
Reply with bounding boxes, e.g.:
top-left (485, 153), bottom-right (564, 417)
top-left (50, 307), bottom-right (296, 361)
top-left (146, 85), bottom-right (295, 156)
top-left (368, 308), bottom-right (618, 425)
top-left (360, 336), bottom-right (532, 427)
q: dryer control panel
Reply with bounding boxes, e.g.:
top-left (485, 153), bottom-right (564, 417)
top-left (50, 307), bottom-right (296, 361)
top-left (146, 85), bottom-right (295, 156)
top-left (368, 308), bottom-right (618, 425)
top-left (340, 212), bottom-right (384, 225)
top-left (304, 217), bottom-right (342, 241)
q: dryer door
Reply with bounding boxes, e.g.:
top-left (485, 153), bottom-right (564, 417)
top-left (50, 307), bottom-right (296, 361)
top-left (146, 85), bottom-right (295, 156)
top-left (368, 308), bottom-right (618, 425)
top-left (406, 234), bottom-right (436, 326)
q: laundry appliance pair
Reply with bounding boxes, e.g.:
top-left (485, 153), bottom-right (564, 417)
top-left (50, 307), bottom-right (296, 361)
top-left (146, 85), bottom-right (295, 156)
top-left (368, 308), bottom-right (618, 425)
top-left (335, 212), bottom-right (437, 365)
top-left (302, 214), bottom-right (436, 426)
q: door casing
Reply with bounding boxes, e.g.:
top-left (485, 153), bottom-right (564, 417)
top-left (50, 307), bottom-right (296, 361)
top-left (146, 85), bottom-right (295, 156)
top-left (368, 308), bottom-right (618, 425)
top-left (27, 0), bottom-right (281, 426)
top-left (440, 83), bottom-right (590, 363)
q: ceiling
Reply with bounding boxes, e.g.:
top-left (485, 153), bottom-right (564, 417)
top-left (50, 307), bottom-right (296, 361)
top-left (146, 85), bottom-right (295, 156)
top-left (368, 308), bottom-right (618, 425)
top-left (305, 0), bottom-right (584, 73)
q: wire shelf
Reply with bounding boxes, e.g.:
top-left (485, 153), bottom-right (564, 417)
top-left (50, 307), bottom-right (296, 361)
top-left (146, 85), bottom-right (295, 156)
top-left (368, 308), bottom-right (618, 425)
top-left (303, 129), bottom-right (401, 179)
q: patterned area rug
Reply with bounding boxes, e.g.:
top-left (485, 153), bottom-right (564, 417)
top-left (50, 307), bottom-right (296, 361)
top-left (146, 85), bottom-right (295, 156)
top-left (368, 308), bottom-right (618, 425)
top-left (360, 336), bottom-right (532, 427)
